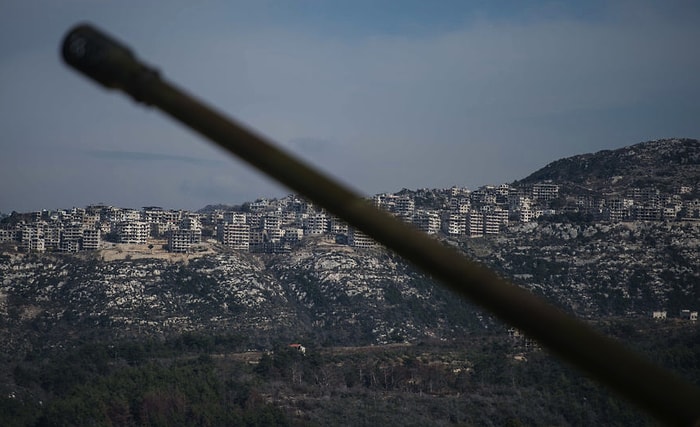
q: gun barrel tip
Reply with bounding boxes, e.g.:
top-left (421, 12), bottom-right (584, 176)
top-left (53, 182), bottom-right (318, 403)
top-left (60, 23), bottom-right (143, 91)
top-left (61, 23), bottom-right (98, 64)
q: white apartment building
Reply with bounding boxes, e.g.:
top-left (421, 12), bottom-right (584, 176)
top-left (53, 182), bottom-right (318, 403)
top-left (249, 199), bottom-right (270, 212)
top-left (44, 224), bottom-right (62, 250)
top-left (21, 224), bottom-right (46, 252)
top-left (161, 210), bottom-right (182, 226)
top-left (123, 209), bottom-right (141, 222)
top-left (373, 193), bottom-right (397, 211)
top-left (652, 311), bottom-right (667, 320)
top-left (467, 213), bottom-right (484, 238)
top-left (449, 186), bottom-right (470, 198)
top-left (181, 215), bottom-right (202, 233)
top-left (142, 206), bottom-right (164, 224)
top-left (329, 216), bottom-right (348, 235)
top-left (168, 228), bottom-right (201, 253)
top-left (348, 227), bottom-right (376, 248)
top-left (442, 212), bottom-right (466, 235)
top-left (304, 213), bottom-right (328, 235)
top-left (413, 210), bottom-right (440, 234)
top-left (532, 183), bottom-right (559, 201)
top-left (218, 222), bottom-right (250, 250)
top-left (662, 204), bottom-right (682, 221)
top-left (223, 211), bottom-right (247, 224)
top-left (261, 213), bottom-right (283, 242)
top-left (396, 196), bottom-right (415, 220)
top-left (449, 197), bottom-right (471, 214)
top-left (62, 222), bottom-right (83, 242)
top-left (82, 229), bottom-right (101, 250)
top-left (116, 221), bottom-right (149, 244)
top-left (0, 228), bottom-right (17, 243)
top-left (59, 223), bottom-right (83, 252)
top-left (283, 227), bottom-right (304, 242)
top-left (483, 213), bottom-right (501, 235)
top-left (496, 184), bottom-right (511, 197)
top-left (519, 207), bottom-right (535, 223)
top-left (82, 213), bottom-right (100, 230)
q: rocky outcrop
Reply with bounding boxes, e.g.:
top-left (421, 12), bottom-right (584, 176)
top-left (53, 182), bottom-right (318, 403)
top-left (518, 138), bottom-right (700, 195)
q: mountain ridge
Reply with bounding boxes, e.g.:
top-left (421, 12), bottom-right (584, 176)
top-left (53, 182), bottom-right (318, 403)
top-left (516, 137), bottom-right (699, 195)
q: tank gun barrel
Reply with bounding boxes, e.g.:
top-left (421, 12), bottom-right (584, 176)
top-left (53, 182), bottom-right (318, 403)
top-left (61, 23), bottom-right (700, 426)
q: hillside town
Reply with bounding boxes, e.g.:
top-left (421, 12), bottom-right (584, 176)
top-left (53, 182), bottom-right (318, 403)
top-left (1, 179), bottom-right (698, 255)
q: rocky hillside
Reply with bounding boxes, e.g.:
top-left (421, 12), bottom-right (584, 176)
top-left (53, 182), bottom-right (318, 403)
top-left (517, 138), bottom-right (700, 195)
top-left (2, 137), bottom-right (700, 357)
top-left (463, 220), bottom-right (700, 318)
top-left (2, 218), bottom-right (699, 359)
top-left (0, 240), bottom-right (484, 358)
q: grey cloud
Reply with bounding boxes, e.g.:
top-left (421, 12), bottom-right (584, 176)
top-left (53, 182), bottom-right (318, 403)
top-left (2, 2), bottom-right (699, 212)
top-left (83, 149), bottom-right (225, 166)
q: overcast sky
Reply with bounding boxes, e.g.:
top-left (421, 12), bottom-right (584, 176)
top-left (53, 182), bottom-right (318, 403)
top-left (1, 1), bottom-right (699, 213)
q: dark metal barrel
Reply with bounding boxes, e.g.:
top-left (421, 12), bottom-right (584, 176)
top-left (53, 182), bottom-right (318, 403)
top-left (61, 23), bottom-right (700, 426)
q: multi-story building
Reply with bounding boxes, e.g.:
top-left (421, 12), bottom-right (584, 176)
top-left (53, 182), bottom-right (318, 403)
top-left (249, 199), bottom-right (270, 212)
top-left (449, 197), bottom-right (471, 214)
top-left (413, 210), bottom-right (440, 234)
top-left (59, 222), bottom-right (83, 252)
top-left (218, 222), bottom-right (250, 250)
top-left (123, 209), bottom-right (141, 222)
top-left (0, 228), bottom-right (17, 243)
top-left (519, 207), bottom-right (535, 223)
top-left (442, 212), bottom-right (466, 235)
top-left (396, 196), bottom-right (415, 221)
top-left (21, 223), bottom-right (46, 252)
top-left (634, 204), bottom-right (662, 221)
top-left (162, 210), bottom-right (182, 226)
top-left (180, 215), bottom-right (202, 234)
top-left (116, 221), bottom-right (149, 244)
top-left (304, 213), bottom-right (328, 235)
top-left (260, 212), bottom-right (283, 242)
top-left (82, 229), bottom-right (101, 250)
top-left (662, 204), bottom-right (681, 221)
top-left (142, 206), bottom-right (164, 225)
top-left (283, 227), bottom-right (304, 243)
top-left (348, 227), bottom-right (376, 248)
top-left (483, 212), bottom-right (501, 235)
top-left (471, 186), bottom-right (497, 205)
top-left (168, 228), bottom-right (200, 253)
top-left (223, 211), bottom-right (247, 224)
top-left (329, 216), bottom-right (348, 235)
top-left (373, 193), bottom-right (398, 212)
top-left (604, 198), bottom-right (628, 222)
top-left (43, 223), bottom-right (62, 250)
top-left (449, 186), bottom-right (469, 198)
top-left (467, 213), bottom-right (484, 238)
top-left (496, 184), bottom-right (511, 197)
top-left (532, 183), bottom-right (559, 201)
top-left (82, 212), bottom-right (100, 230)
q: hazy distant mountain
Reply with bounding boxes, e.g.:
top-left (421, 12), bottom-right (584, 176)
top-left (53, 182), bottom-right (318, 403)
top-left (517, 138), bottom-right (700, 195)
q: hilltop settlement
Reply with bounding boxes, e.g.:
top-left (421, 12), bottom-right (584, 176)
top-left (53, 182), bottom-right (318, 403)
top-left (0, 138), bottom-right (699, 426)
top-left (2, 139), bottom-right (699, 255)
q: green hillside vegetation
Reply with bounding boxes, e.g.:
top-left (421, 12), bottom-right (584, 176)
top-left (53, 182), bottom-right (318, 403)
top-left (2, 320), bottom-right (697, 426)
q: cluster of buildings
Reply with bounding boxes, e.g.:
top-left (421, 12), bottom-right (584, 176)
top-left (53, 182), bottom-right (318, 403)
top-left (1, 181), bottom-right (698, 255)
top-left (652, 309), bottom-right (698, 321)
top-left (565, 185), bottom-right (700, 222)
top-left (0, 206), bottom-right (202, 254)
